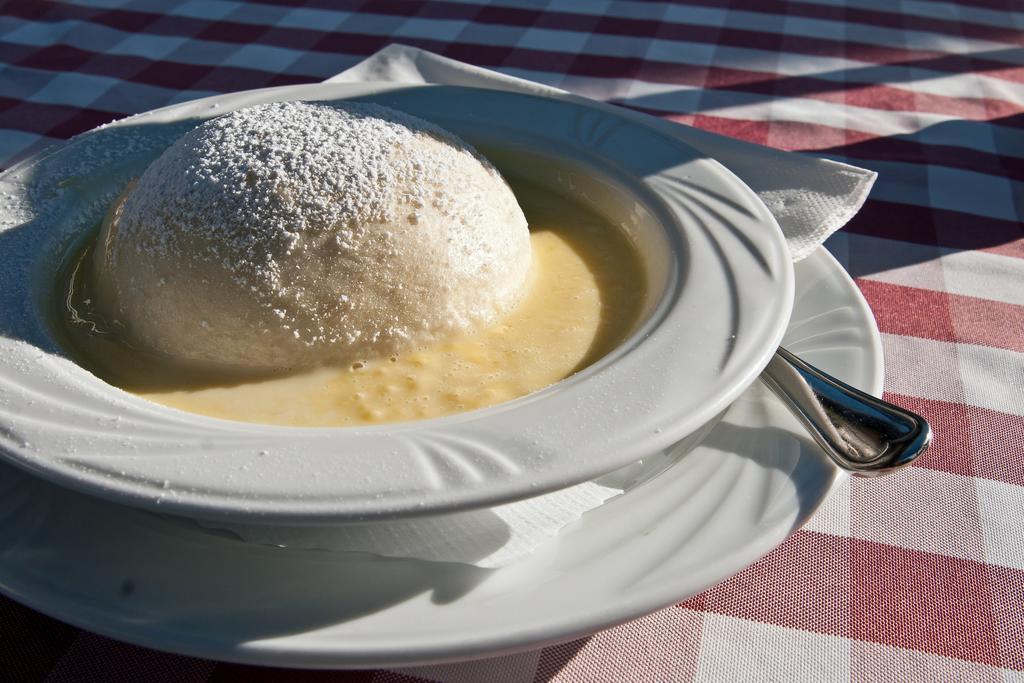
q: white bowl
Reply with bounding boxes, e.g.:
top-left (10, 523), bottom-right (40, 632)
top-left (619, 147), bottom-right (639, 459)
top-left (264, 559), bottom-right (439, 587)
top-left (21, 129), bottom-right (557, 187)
top-left (0, 83), bottom-right (793, 523)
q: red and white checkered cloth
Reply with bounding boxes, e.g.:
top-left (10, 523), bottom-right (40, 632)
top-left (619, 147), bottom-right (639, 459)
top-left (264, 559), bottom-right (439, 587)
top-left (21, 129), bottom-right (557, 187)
top-left (1, 1), bottom-right (1022, 681)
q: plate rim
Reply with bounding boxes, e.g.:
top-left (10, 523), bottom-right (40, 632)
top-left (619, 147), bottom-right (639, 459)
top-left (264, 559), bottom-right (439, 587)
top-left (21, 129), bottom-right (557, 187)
top-left (0, 245), bottom-right (876, 669)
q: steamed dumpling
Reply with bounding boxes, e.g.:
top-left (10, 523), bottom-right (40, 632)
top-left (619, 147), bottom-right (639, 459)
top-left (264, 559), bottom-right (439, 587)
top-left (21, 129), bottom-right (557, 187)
top-left (93, 101), bottom-right (531, 370)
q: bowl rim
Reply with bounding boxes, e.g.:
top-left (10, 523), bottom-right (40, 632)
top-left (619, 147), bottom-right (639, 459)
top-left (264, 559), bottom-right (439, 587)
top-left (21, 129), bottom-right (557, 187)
top-left (0, 82), bottom-right (794, 523)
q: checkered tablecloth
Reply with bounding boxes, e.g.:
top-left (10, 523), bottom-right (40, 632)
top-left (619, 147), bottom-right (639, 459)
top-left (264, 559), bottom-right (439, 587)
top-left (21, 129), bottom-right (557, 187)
top-left (2, 0), bottom-right (1023, 681)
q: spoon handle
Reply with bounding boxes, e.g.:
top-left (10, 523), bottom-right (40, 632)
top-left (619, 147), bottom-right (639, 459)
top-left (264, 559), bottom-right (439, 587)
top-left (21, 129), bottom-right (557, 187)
top-left (760, 347), bottom-right (931, 476)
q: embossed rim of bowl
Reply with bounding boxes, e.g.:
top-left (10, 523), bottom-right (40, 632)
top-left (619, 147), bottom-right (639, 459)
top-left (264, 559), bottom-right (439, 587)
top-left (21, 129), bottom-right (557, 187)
top-left (0, 83), bottom-right (794, 523)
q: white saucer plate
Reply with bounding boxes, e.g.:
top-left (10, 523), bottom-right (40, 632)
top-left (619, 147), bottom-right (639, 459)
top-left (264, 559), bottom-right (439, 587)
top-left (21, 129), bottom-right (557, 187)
top-left (0, 246), bottom-right (878, 668)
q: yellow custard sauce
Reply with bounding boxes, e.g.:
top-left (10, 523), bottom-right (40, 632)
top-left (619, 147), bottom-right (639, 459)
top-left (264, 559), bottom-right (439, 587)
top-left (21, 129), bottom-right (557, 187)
top-left (58, 178), bottom-right (647, 427)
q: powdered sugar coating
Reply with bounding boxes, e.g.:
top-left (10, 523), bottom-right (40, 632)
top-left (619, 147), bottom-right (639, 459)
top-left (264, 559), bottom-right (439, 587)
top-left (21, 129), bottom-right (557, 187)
top-left (93, 101), bottom-right (531, 369)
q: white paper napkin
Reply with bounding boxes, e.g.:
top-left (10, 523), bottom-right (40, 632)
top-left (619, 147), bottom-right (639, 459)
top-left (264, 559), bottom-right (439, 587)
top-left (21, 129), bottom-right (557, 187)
top-left (328, 44), bottom-right (877, 261)
top-left (210, 480), bottom-right (622, 568)
top-left (205, 45), bottom-right (876, 568)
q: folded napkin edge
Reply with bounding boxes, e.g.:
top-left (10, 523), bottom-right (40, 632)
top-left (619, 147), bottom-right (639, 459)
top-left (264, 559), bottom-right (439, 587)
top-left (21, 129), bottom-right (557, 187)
top-left (329, 44), bottom-right (877, 257)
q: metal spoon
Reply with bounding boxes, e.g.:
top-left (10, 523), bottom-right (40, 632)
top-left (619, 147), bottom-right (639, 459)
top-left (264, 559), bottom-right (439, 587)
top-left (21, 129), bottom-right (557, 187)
top-left (760, 347), bottom-right (931, 476)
